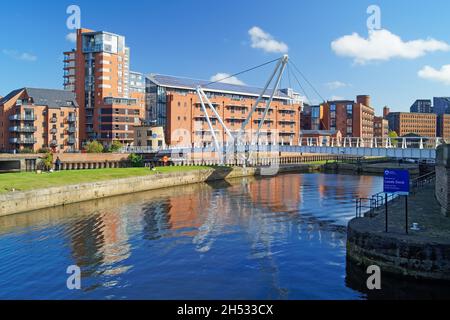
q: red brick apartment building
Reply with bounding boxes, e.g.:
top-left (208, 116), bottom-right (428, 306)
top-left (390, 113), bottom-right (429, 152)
top-left (0, 88), bottom-right (78, 153)
top-left (373, 116), bottom-right (389, 137)
top-left (320, 95), bottom-right (375, 138)
top-left (146, 74), bottom-right (302, 146)
top-left (387, 112), bottom-right (437, 137)
top-left (63, 28), bottom-right (145, 148)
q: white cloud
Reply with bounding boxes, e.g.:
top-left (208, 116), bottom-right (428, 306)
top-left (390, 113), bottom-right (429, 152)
top-left (2, 49), bottom-right (37, 62)
top-left (248, 26), bottom-right (288, 53)
top-left (418, 65), bottom-right (450, 85)
top-left (325, 81), bottom-right (350, 90)
top-left (66, 32), bottom-right (77, 43)
top-left (210, 73), bottom-right (246, 86)
top-left (331, 29), bottom-right (450, 64)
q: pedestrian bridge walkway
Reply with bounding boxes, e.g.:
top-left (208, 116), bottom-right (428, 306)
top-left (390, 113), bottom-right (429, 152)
top-left (122, 137), bottom-right (443, 160)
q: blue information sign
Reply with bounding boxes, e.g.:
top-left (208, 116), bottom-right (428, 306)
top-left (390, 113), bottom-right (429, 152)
top-left (383, 169), bottom-right (410, 195)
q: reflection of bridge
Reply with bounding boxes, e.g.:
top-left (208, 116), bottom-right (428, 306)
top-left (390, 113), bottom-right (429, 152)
top-left (122, 136), bottom-right (442, 160)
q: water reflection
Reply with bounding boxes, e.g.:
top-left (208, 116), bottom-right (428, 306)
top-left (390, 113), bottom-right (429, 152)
top-left (0, 173), bottom-right (388, 299)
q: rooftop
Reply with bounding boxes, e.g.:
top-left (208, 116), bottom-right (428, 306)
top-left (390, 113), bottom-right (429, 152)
top-left (0, 88), bottom-right (78, 108)
top-left (147, 73), bottom-right (293, 101)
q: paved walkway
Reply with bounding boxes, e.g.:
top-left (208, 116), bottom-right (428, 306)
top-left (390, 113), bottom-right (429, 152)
top-left (353, 183), bottom-right (450, 245)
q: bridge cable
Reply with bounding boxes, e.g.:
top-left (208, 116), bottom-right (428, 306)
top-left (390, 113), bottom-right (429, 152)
top-left (289, 59), bottom-right (326, 103)
top-left (202, 57), bottom-right (281, 88)
top-left (288, 63), bottom-right (312, 106)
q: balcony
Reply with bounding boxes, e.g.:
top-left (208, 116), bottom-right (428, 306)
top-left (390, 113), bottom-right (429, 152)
top-left (9, 126), bottom-right (37, 133)
top-left (50, 128), bottom-right (57, 134)
top-left (67, 138), bottom-right (76, 145)
top-left (50, 117), bottom-right (57, 123)
top-left (67, 126), bottom-right (76, 133)
top-left (50, 140), bottom-right (58, 147)
top-left (9, 137), bottom-right (36, 144)
top-left (68, 115), bottom-right (76, 122)
top-left (9, 114), bottom-right (36, 121)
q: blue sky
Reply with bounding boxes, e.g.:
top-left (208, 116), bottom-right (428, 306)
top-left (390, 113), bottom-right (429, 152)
top-left (1, 0), bottom-right (450, 115)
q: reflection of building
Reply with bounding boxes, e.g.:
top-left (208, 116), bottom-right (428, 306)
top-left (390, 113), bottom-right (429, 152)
top-left (387, 112), bottom-right (436, 137)
top-left (322, 95), bottom-right (374, 139)
top-left (410, 99), bottom-right (432, 113)
top-left (146, 74), bottom-right (302, 146)
top-left (133, 125), bottom-right (165, 148)
top-left (63, 28), bottom-right (145, 147)
top-left (373, 116), bottom-right (389, 137)
top-left (0, 88), bottom-right (78, 153)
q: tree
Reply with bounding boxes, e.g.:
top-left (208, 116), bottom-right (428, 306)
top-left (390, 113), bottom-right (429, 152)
top-left (84, 140), bottom-right (104, 153)
top-left (107, 140), bottom-right (123, 153)
top-left (128, 153), bottom-right (144, 167)
top-left (42, 152), bottom-right (53, 171)
top-left (388, 131), bottom-right (398, 146)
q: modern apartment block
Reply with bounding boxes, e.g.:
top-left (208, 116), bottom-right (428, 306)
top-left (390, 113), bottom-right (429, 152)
top-left (434, 97), bottom-right (450, 115)
top-left (133, 125), bottom-right (166, 148)
top-left (410, 99), bottom-right (433, 113)
top-left (321, 95), bottom-right (375, 138)
top-left (437, 114), bottom-right (450, 141)
top-left (146, 74), bottom-right (302, 146)
top-left (373, 116), bottom-right (389, 137)
top-left (387, 112), bottom-right (437, 137)
top-left (0, 88), bottom-right (78, 153)
top-left (64, 28), bottom-right (145, 147)
top-left (300, 104), bottom-right (324, 131)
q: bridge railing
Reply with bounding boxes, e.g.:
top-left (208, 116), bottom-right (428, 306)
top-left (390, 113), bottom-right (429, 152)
top-left (299, 137), bottom-right (444, 150)
top-left (355, 171), bottom-right (436, 218)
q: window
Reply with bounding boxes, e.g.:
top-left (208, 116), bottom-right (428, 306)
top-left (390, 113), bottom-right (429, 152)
top-left (147, 130), bottom-right (153, 137)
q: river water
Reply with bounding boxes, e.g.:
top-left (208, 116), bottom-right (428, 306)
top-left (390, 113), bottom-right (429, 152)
top-left (0, 172), bottom-right (445, 300)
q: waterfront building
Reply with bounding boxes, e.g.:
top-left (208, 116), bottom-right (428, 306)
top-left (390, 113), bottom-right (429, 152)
top-left (145, 74), bottom-right (302, 146)
top-left (410, 99), bottom-right (433, 113)
top-left (0, 88), bottom-right (78, 153)
top-left (63, 28), bottom-right (145, 148)
top-left (387, 112), bottom-right (436, 137)
top-left (383, 106), bottom-right (390, 118)
top-left (133, 124), bottom-right (166, 148)
top-left (434, 97), bottom-right (450, 115)
top-left (373, 116), bottom-right (389, 137)
top-left (301, 104), bottom-right (325, 131)
top-left (321, 95), bottom-right (375, 139)
top-left (438, 114), bottom-right (450, 141)
top-left (300, 129), bottom-right (342, 145)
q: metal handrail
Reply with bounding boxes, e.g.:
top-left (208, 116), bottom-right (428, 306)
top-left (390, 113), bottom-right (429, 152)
top-left (355, 171), bottom-right (435, 218)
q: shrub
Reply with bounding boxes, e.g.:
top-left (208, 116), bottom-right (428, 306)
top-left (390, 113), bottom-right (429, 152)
top-left (128, 153), bottom-right (144, 167)
top-left (18, 148), bottom-right (34, 154)
top-left (37, 147), bottom-right (51, 154)
top-left (42, 152), bottom-right (53, 171)
top-left (84, 140), bottom-right (104, 153)
top-left (106, 140), bottom-right (123, 153)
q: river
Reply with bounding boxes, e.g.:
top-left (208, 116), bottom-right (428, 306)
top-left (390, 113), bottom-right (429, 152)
top-left (0, 172), bottom-right (437, 299)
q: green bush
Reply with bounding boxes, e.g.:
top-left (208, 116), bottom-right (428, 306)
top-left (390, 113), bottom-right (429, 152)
top-left (128, 153), bottom-right (144, 167)
top-left (18, 148), bottom-right (34, 154)
top-left (388, 131), bottom-right (398, 146)
top-left (37, 147), bottom-right (51, 154)
top-left (106, 140), bottom-right (123, 153)
top-left (84, 140), bottom-right (104, 153)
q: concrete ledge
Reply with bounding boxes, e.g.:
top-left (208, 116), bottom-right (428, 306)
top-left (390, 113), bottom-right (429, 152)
top-left (0, 167), bottom-right (257, 217)
top-left (347, 218), bottom-right (450, 281)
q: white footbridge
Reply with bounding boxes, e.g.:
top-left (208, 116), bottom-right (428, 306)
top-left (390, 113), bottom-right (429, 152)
top-left (123, 55), bottom-right (443, 162)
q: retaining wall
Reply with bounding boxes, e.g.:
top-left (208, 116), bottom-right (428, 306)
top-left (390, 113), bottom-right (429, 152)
top-left (0, 167), bottom-right (257, 217)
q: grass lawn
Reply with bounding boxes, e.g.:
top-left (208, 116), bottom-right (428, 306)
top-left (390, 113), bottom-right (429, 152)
top-left (0, 166), bottom-right (215, 193)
